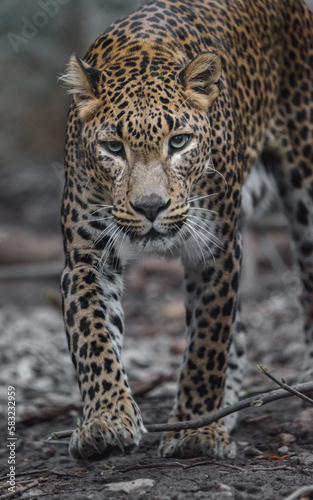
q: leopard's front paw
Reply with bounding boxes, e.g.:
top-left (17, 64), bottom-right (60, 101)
top-left (69, 405), bottom-right (146, 460)
top-left (159, 422), bottom-right (236, 459)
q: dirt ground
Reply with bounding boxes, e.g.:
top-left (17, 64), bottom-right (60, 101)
top-left (0, 223), bottom-right (313, 499)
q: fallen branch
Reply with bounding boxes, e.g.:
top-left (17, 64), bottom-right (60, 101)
top-left (258, 365), bottom-right (313, 406)
top-left (145, 380), bottom-right (313, 433)
top-left (47, 380), bottom-right (313, 441)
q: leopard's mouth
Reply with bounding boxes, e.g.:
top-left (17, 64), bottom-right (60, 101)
top-left (143, 228), bottom-right (163, 240)
top-left (117, 219), bottom-right (185, 246)
top-left (127, 227), bottom-right (167, 242)
top-left (139, 221), bottom-right (184, 241)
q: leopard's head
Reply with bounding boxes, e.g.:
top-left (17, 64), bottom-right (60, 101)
top-left (63, 42), bottom-right (222, 256)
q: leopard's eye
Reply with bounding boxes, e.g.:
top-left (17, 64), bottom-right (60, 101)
top-left (169, 134), bottom-right (191, 152)
top-left (99, 141), bottom-right (124, 156)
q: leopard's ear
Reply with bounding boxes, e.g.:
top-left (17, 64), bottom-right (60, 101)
top-left (60, 54), bottom-right (102, 120)
top-left (180, 52), bottom-right (221, 111)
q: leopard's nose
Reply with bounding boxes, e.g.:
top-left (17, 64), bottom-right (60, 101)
top-left (130, 194), bottom-right (171, 222)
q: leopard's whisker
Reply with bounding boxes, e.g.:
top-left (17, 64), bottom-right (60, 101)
top-left (187, 217), bottom-right (224, 251)
top-left (90, 205), bottom-right (114, 215)
top-left (90, 221), bottom-right (116, 254)
top-left (189, 206), bottom-right (217, 213)
top-left (188, 193), bottom-right (219, 203)
top-left (174, 90), bottom-right (201, 115)
top-left (84, 174), bottom-right (94, 193)
top-left (85, 216), bottom-right (114, 223)
top-left (187, 220), bottom-right (221, 251)
top-left (189, 206), bottom-right (219, 215)
top-left (98, 225), bottom-right (123, 271)
top-left (89, 204), bottom-right (114, 208)
top-left (184, 220), bottom-right (216, 264)
top-left (173, 223), bottom-right (187, 251)
top-left (104, 83), bottom-right (117, 118)
top-left (116, 226), bottom-right (131, 263)
top-left (187, 213), bottom-right (220, 241)
top-left (183, 221), bottom-right (208, 265)
top-left (207, 158), bottom-right (229, 198)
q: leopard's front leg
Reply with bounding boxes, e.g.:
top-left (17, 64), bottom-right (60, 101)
top-left (62, 256), bottom-right (145, 459)
top-left (160, 230), bottom-right (242, 459)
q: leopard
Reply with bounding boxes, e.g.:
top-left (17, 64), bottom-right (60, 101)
top-left (61, 0), bottom-right (313, 460)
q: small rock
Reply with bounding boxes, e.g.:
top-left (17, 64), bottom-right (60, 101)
top-left (218, 484), bottom-right (233, 496)
top-left (275, 433), bottom-right (296, 447)
top-left (277, 446), bottom-right (289, 454)
top-left (244, 446), bottom-right (263, 457)
top-left (299, 452), bottom-right (313, 466)
top-left (105, 478), bottom-right (155, 493)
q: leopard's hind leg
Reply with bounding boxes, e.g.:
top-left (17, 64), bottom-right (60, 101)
top-left (222, 160), bottom-right (277, 432)
top-left (222, 309), bottom-right (247, 432)
top-left (263, 111), bottom-right (313, 379)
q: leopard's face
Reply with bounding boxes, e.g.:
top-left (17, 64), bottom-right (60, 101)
top-left (65, 49), bottom-right (221, 255)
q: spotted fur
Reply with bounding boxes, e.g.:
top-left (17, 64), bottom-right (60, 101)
top-left (61, 0), bottom-right (313, 459)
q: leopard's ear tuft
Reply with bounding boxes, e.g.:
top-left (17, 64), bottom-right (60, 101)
top-left (181, 52), bottom-right (222, 111)
top-left (59, 54), bottom-right (102, 120)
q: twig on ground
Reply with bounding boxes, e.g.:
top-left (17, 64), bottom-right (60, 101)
top-left (45, 440), bottom-right (72, 445)
top-left (47, 380), bottom-right (313, 442)
top-left (47, 430), bottom-right (73, 440)
top-left (0, 479), bottom-right (46, 490)
top-left (0, 470), bottom-right (49, 481)
top-left (258, 365), bottom-right (313, 406)
top-left (239, 384), bottom-right (278, 397)
top-left (0, 469), bottom-right (79, 482)
top-left (118, 460), bottom-right (294, 474)
top-left (0, 478), bottom-right (49, 500)
top-left (284, 485), bottom-right (313, 500)
top-left (19, 488), bottom-right (99, 500)
top-left (43, 470), bottom-right (74, 478)
top-left (118, 460), bottom-right (248, 473)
